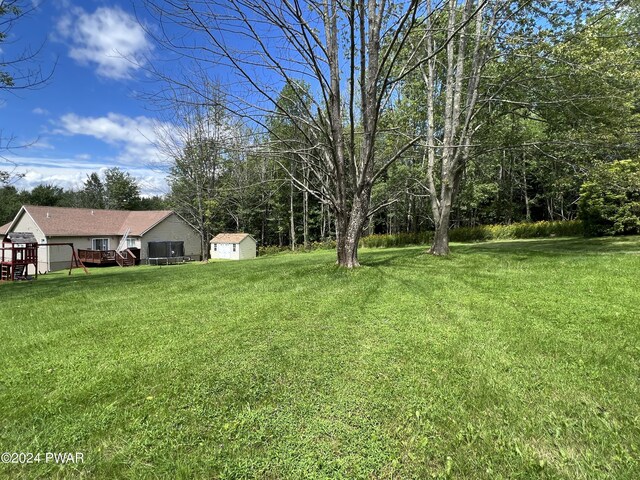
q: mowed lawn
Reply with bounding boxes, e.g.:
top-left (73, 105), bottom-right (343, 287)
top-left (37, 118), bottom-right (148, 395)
top-left (1, 237), bottom-right (639, 479)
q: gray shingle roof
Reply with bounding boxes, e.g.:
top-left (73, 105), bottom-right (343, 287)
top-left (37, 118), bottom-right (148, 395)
top-left (15, 205), bottom-right (174, 236)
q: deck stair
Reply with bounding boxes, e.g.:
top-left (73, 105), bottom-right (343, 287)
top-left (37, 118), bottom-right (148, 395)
top-left (115, 249), bottom-right (136, 267)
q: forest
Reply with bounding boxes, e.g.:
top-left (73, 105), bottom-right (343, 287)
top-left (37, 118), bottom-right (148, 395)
top-left (1, 0), bottom-right (638, 266)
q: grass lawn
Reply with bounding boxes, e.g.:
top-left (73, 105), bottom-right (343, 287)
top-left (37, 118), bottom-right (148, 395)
top-left (1, 237), bottom-right (639, 479)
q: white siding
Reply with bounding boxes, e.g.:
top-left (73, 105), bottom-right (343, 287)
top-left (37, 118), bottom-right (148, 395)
top-left (8, 210), bottom-right (47, 274)
top-left (210, 237), bottom-right (256, 260)
top-left (141, 214), bottom-right (201, 261)
top-left (210, 242), bottom-right (239, 260)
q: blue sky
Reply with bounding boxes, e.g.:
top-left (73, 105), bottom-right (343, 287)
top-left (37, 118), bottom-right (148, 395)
top-left (1, 0), bottom-right (171, 196)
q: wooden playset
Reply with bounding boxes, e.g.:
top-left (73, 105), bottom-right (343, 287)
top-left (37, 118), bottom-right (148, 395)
top-left (1, 232), bottom-right (88, 282)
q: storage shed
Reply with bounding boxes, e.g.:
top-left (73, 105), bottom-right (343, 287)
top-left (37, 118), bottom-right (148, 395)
top-left (210, 233), bottom-right (256, 260)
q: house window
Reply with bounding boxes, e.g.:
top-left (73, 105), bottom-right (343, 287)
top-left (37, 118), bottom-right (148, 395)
top-left (92, 238), bottom-right (109, 251)
top-left (233, 243), bottom-right (236, 252)
top-left (126, 237), bottom-right (137, 248)
top-left (214, 244), bottom-right (217, 251)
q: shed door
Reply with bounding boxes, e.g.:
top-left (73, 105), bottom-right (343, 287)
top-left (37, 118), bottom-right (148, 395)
top-left (219, 243), bottom-right (232, 259)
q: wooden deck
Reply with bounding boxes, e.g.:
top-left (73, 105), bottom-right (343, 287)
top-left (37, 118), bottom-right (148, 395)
top-left (77, 248), bottom-right (139, 267)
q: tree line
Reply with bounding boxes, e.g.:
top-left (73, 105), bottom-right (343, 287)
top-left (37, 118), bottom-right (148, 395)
top-left (0, 168), bottom-right (166, 225)
top-left (146, 0), bottom-right (639, 265)
top-left (2, 1), bottom-right (638, 266)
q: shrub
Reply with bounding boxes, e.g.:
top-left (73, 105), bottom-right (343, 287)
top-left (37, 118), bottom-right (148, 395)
top-left (258, 240), bottom-right (337, 256)
top-left (261, 220), bottom-right (583, 254)
top-left (310, 239), bottom-right (336, 250)
top-left (579, 159), bottom-right (640, 236)
top-left (449, 220), bottom-right (583, 242)
top-left (358, 221), bottom-right (583, 248)
top-left (359, 232), bottom-right (434, 248)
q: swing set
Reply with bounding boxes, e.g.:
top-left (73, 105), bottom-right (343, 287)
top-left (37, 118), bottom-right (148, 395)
top-left (1, 232), bottom-right (89, 282)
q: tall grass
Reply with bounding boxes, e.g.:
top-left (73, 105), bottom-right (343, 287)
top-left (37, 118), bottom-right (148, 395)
top-left (256, 221), bottom-right (584, 254)
top-left (450, 220), bottom-right (584, 242)
top-left (360, 220), bottom-right (584, 248)
top-left (360, 231), bottom-right (434, 248)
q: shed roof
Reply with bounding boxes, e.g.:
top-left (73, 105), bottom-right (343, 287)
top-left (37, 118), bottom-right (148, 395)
top-left (8, 205), bottom-right (175, 237)
top-left (211, 233), bottom-right (254, 244)
top-left (0, 222), bottom-right (10, 235)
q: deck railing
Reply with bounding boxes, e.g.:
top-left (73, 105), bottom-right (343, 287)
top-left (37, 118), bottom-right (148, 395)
top-left (77, 249), bottom-right (116, 264)
top-left (78, 248), bottom-right (138, 266)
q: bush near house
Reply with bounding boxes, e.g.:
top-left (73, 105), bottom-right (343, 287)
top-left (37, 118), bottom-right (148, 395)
top-left (579, 159), bottom-right (640, 236)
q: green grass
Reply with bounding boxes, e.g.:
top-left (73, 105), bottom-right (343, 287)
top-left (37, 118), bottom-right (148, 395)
top-left (1, 237), bottom-right (639, 479)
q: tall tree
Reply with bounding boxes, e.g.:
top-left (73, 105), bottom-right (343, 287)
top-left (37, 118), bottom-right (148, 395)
top-left (160, 85), bottom-right (231, 260)
top-left (145, 0), bottom-right (429, 267)
top-left (29, 184), bottom-right (65, 206)
top-left (399, 0), bottom-right (631, 254)
top-left (0, 185), bottom-right (25, 224)
top-left (80, 173), bottom-right (106, 209)
top-left (103, 168), bottom-right (141, 210)
top-left (268, 81), bottom-right (315, 251)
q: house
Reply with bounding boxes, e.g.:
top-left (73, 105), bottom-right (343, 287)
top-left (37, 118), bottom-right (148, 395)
top-left (1, 205), bottom-right (202, 272)
top-left (210, 233), bottom-right (256, 260)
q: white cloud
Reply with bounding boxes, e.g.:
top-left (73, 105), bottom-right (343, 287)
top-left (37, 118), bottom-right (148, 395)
top-left (4, 156), bottom-right (168, 197)
top-left (56, 6), bottom-right (152, 80)
top-left (32, 107), bottom-right (50, 115)
top-left (55, 112), bottom-right (167, 166)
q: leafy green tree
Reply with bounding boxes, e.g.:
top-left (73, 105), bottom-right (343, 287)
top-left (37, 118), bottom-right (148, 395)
top-left (0, 185), bottom-right (26, 224)
top-left (390, 0), bottom-right (638, 248)
top-left (80, 173), bottom-right (106, 209)
top-left (103, 168), bottom-right (141, 210)
top-left (268, 81), bottom-right (315, 250)
top-left (579, 159), bottom-right (640, 236)
top-left (137, 196), bottom-right (168, 210)
top-left (28, 184), bottom-right (66, 206)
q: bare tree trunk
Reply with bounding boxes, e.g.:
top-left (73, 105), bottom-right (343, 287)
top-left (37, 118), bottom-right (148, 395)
top-left (522, 153), bottom-right (531, 221)
top-left (420, 0), bottom-right (491, 255)
top-left (303, 164), bottom-right (309, 249)
top-left (320, 201), bottom-right (326, 241)
top-left (335, 187), bottom-right (371, 267)
top-left (430, 186), bottom-right (454, 255)
top-left (289, 176), bottom-right (296, 251)
top-left (147, 0), bottom-right (422, 267)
